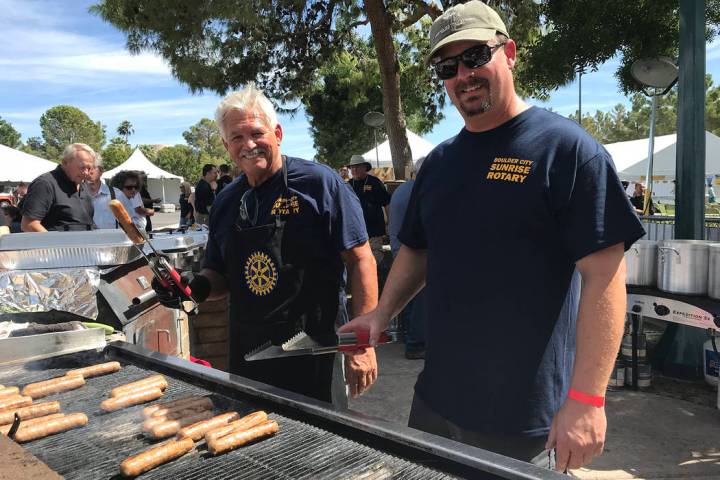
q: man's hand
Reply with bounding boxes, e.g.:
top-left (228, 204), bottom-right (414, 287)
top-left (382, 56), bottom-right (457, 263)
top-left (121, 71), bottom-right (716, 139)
top-left (344, 348), bottom-right (377, 397)
top-left (546, 399), bottom-right (606, 472)
top-left (337, 309), bottom-right (389, 346)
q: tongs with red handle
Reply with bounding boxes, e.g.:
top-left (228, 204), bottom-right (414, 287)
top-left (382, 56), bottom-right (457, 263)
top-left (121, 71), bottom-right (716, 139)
top-left (244, 330), bottom-right (392, 361)
top-left (108, 199), bottom-right (197, 313)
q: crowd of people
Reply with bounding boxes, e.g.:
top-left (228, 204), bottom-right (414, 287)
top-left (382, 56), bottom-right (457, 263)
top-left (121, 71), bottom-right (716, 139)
top-left (1, 1), bottom-right (650, 474)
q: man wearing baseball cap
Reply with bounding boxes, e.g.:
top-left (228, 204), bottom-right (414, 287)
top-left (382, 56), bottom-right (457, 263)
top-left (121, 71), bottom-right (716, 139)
top-left (346, 154), bottom-right (391, 267)
top-left (341, 0), bottom-right (644, 471)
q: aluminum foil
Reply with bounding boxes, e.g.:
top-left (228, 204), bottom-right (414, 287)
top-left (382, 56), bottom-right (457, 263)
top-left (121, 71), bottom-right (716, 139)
top-left (0, 268), bottom-right (100, 319)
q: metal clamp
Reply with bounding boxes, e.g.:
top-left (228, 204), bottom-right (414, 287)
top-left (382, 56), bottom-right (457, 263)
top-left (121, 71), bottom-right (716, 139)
top-left (658, 246), bottom-right (680, 263)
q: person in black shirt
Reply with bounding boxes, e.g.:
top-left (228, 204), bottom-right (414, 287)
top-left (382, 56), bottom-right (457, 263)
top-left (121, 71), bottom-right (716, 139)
top-left (139, 173), bottom-right (159, 232)
top-left (346, 155), bottom-right (391, 266)
top-left (629, 182), bottom-right (656, 215)
top-left (179, 181), bottom-right (194, 227)
top-left (216, 164), bottom-right (233, 193)
top-left (194, 164), bottom-right (217, 225)
top-left (21, 143), bottom-right (96, 232)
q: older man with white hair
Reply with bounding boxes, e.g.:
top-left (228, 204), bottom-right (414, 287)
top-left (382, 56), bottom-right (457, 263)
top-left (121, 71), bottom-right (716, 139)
top-left (21, 143), bottom-right (96, 232)
top-left (153, 85), bottom-right (379, 405)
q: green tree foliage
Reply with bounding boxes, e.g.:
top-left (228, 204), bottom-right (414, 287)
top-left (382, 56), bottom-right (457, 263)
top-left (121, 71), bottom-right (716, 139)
top-left (138, 144), bottom-right (160, 162)
top-left (39, 105), bottom-right (106, 160)
top-left (101, 137), bottom-right (133, 170)
top-left (0, 117), bottom-right (21, 148)
top-left (521, 1), bottom-right (720, 96)
top-left (182, 119), bottom-right (227, 164)
top-left (568, 75), bottom-right (720, 144)
top-left (117, 120), bottom-right (134, 143)
top-left (20, 137), bottom-right (48, 159)
top-left (154, 145), bottom-right (201, 183)
top-left (304, 27), bottom-right (445, 168)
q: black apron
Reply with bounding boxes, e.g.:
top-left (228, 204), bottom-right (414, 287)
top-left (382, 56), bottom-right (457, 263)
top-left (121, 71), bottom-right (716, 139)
top-left (225, 160), bottom-right (342, 402)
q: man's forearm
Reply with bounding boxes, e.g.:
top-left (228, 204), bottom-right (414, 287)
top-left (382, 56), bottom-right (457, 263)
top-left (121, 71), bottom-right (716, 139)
top-left (572, 246), bottom-right (627, 395)
top-left (21, 218), bottom-right (47, 232)
top-left (199, 268), bottom-right (228, 301)
top-left (346, 249), bottom-right (378, 317)
top-left (376, 245), bottom-right (427, 320)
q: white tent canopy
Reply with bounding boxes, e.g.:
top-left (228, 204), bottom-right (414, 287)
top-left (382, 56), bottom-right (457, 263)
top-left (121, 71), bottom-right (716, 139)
top-left (0, 144), bottom-right (57, 183)
top-left (102, 148), bottom-right (183, 204)
top-left (360, 129), bottom-right (435, 168)
top-left (604, 133), bottom-right (678, 174)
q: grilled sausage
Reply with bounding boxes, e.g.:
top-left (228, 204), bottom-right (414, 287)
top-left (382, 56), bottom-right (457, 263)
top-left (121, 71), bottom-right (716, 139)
top-left (204, 411), bottom-right (268, 444)
top-left (102, 387), bottom-right (163, 412)
top-left (0, 395), bottom-right (33, 412)
top-left (143, 403), bottom-right (214, 431)
top-left (0, 401), bottom-right (61, 426)
top-left (111, 375), bottom-right (167, 398)
top-left (0, 387), bottom-right (20, 398)
top-left (207, 420), bottom-right (278, 455)
top-left (177, 412), bottom-right (239, 441)
top-left (66, 361), bottom-right (121, 379)
top-left (109, 199), bottom-right (146, 244)
top-left (13, 412), bottom-right (88, 443)
top-left (148, 410), bottom-right (214, 439)
top-left (120, 437), bottom-right (194, 477)
top-left (22, 375), bottom-right (85, 399)
top-left (144, 395), bottom-right (212, 418)
top-left (1, 414), bottom-right (65, 435)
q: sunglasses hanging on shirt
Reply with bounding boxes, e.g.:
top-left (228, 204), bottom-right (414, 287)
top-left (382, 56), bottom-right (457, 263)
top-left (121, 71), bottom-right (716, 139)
top-left (239, 188), bottom-right (259, 227)
top-left (432, 43), bottom-right (506, 80)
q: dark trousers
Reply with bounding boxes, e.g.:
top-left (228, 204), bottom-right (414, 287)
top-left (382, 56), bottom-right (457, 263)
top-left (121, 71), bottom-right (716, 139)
top-left (408, 394), bottom-right (555, 469)
top-left (399, 289), bottom-right (426, 352)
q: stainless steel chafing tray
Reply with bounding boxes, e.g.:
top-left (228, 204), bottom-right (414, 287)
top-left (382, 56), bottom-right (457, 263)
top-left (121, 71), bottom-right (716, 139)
top-left (0, 230), bottom-right (142, 270)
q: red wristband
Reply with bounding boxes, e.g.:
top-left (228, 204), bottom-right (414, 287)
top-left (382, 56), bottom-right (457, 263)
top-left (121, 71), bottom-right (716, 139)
top-left (567, 388), bottom-right (605, 407)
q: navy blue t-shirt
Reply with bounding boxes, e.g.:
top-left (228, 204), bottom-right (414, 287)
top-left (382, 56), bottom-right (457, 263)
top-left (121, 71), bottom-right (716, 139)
top-left (399, 107), bottom-right (645, 436)
top-left (203, 157), bottom-right (368, 282)
top-left (348, 175), bottom-right (391, 237)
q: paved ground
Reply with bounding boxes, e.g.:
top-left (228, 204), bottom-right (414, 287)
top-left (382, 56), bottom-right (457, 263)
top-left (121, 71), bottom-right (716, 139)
top-left (349, 344), bottom-right (720, 480)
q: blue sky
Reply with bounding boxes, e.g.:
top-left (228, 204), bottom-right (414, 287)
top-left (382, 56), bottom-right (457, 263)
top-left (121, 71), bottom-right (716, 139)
top-left (1, 0), bottom-right (719, 161)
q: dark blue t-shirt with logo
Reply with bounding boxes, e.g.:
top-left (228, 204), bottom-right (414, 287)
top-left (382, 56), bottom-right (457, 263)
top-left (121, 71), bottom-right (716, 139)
top-left (203, 156), bottom-right (368, 282)
top-left (398, 107), bottom-right (645, 436)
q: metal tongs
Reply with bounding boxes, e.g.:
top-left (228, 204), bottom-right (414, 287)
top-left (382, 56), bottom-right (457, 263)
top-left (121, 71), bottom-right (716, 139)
top-left (108, 200), bottom-right (198, 314)
top-left (244, 330), bottom-right (392, 361)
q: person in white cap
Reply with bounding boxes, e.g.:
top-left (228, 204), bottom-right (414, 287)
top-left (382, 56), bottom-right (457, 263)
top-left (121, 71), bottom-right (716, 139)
top-left (340, 0), bottom-right (644, 472)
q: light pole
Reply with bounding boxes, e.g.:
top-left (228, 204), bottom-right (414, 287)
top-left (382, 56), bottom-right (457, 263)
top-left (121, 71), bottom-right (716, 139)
top-left (630, 57), bottom-right (679, 215)
top-left (363, 111), bottom-right (385, 169)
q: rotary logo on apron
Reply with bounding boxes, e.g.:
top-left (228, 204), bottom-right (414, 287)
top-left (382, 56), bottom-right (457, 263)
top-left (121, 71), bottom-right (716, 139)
top-left (244, 251), bottom-right (278, 296)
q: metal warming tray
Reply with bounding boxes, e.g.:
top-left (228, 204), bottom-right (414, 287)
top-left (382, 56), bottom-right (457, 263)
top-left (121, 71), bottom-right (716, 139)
top-left (0, 230), bottom-right (142, 270)
top-left (0, 341), bottom-right (562, 480)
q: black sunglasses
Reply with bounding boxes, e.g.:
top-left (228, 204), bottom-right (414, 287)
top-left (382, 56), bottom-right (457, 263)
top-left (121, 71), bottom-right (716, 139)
top-left (123, 184), bottom-right (138, 190)
top-left (239, 188), bottom-right (259, 227)
top-left (432, 43), bottom-right (506, 80)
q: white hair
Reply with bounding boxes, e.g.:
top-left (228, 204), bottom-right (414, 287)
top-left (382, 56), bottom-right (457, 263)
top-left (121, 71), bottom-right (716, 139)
top-left (215, 84), bottom-right (278, 140)
top-left (62, 143), bottom-right (98, 165)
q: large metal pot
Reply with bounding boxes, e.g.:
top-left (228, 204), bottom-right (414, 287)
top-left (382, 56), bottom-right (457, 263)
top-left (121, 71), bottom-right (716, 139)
top-left (625, 240), bottom-right (658, 286)
top-left (708, 244), bottom-right (720, 299)
top-left (657, 240), bottom-right (715, 295)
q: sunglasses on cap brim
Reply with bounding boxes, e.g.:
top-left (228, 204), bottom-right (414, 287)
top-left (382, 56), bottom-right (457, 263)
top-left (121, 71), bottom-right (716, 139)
top-left (432, 43), bottom-right (506, 80)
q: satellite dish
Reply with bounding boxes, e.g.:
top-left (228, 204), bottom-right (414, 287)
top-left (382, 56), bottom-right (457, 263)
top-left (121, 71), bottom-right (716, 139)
top-left (631, 57), bottom-right (679, 90)
top-left (363, 111), bottom-right (385, 128)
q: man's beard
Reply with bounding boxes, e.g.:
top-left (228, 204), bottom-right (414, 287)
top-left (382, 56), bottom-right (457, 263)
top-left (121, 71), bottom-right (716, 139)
top-left (454, 77), bottom-right (492, 117)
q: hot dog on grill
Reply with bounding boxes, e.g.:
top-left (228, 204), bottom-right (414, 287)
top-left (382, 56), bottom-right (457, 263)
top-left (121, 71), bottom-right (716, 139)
top-left (0, 386), bottom-right (20, 398)
top-left (22, 375), bottom-right (85, 399)
top-left (148, 410), bottom-right (214, 439)
top-left (120, 437), bottom-right (194, 478)
top-left (13, 412), bottom-right (88, 443)
top-left (109, 199), bottom-right (146, 244)
top-left (177, 412), bottom-right (239, 441)
top-left (144, 395), bottom-right (212, 418)
top-left (66, 361), bottom-right (121, 379)
top-left (143, 403), bottom-right (214, 431)
top-left (204, 411), bottom-right (268, 444)
top-left (0, 401), bottom-right (61, 426)
top-left (0, 413), bottom-right (65, 435)
top-left (0, 395), bottom-right (33, 412)
top-left (207, 419), bottom-right (279, 455)
top-left (111, 375), bottom-right (167, 398)
top-left (102, 387), bottom-right (164, 412)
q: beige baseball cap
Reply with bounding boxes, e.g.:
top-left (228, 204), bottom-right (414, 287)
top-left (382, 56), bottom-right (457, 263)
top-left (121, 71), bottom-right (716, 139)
top-left (427, 0), bottom-right (509, 64)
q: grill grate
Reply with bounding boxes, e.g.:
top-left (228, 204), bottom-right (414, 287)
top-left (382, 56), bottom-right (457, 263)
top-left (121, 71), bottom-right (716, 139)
top-left (0, 352), bottom-right (457, 480)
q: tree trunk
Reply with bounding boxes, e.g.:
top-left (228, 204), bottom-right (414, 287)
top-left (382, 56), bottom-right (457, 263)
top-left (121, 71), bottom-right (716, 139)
top-left (364, 0), bottom-right (412, 180)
